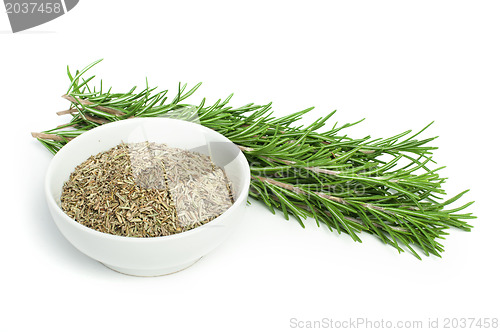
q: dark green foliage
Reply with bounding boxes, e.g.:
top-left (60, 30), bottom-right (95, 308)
top-left (34, 60), bottom-right (475, 259)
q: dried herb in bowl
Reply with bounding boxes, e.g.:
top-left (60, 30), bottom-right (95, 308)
top-left (60, 142), bottom-right (234, 237)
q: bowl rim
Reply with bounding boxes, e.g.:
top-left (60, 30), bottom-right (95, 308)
top-left (45, 117), bottom-right (251, 242)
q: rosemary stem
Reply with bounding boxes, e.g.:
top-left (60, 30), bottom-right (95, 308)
top-left (62, 94), bottom-right (126, 116)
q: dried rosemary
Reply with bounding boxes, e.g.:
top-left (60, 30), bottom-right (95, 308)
top-left (60, 142), bottom-right (234, 237)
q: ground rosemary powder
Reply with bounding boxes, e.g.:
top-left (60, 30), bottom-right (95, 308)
top-left (60, 142), bottom-right (234, 237)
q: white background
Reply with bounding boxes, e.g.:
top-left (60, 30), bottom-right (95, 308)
top-left (1, 1), bottom-right (499, 331)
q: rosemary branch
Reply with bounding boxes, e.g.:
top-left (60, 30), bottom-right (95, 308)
top-left (32, 60), bottom-right (475, 259)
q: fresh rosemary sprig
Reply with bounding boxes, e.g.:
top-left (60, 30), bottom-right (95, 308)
top-left (32, 60), bottom-right (475, 259)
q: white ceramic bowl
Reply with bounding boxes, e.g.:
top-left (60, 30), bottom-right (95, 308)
top-left (45, 118), bottom-right (250, 276)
